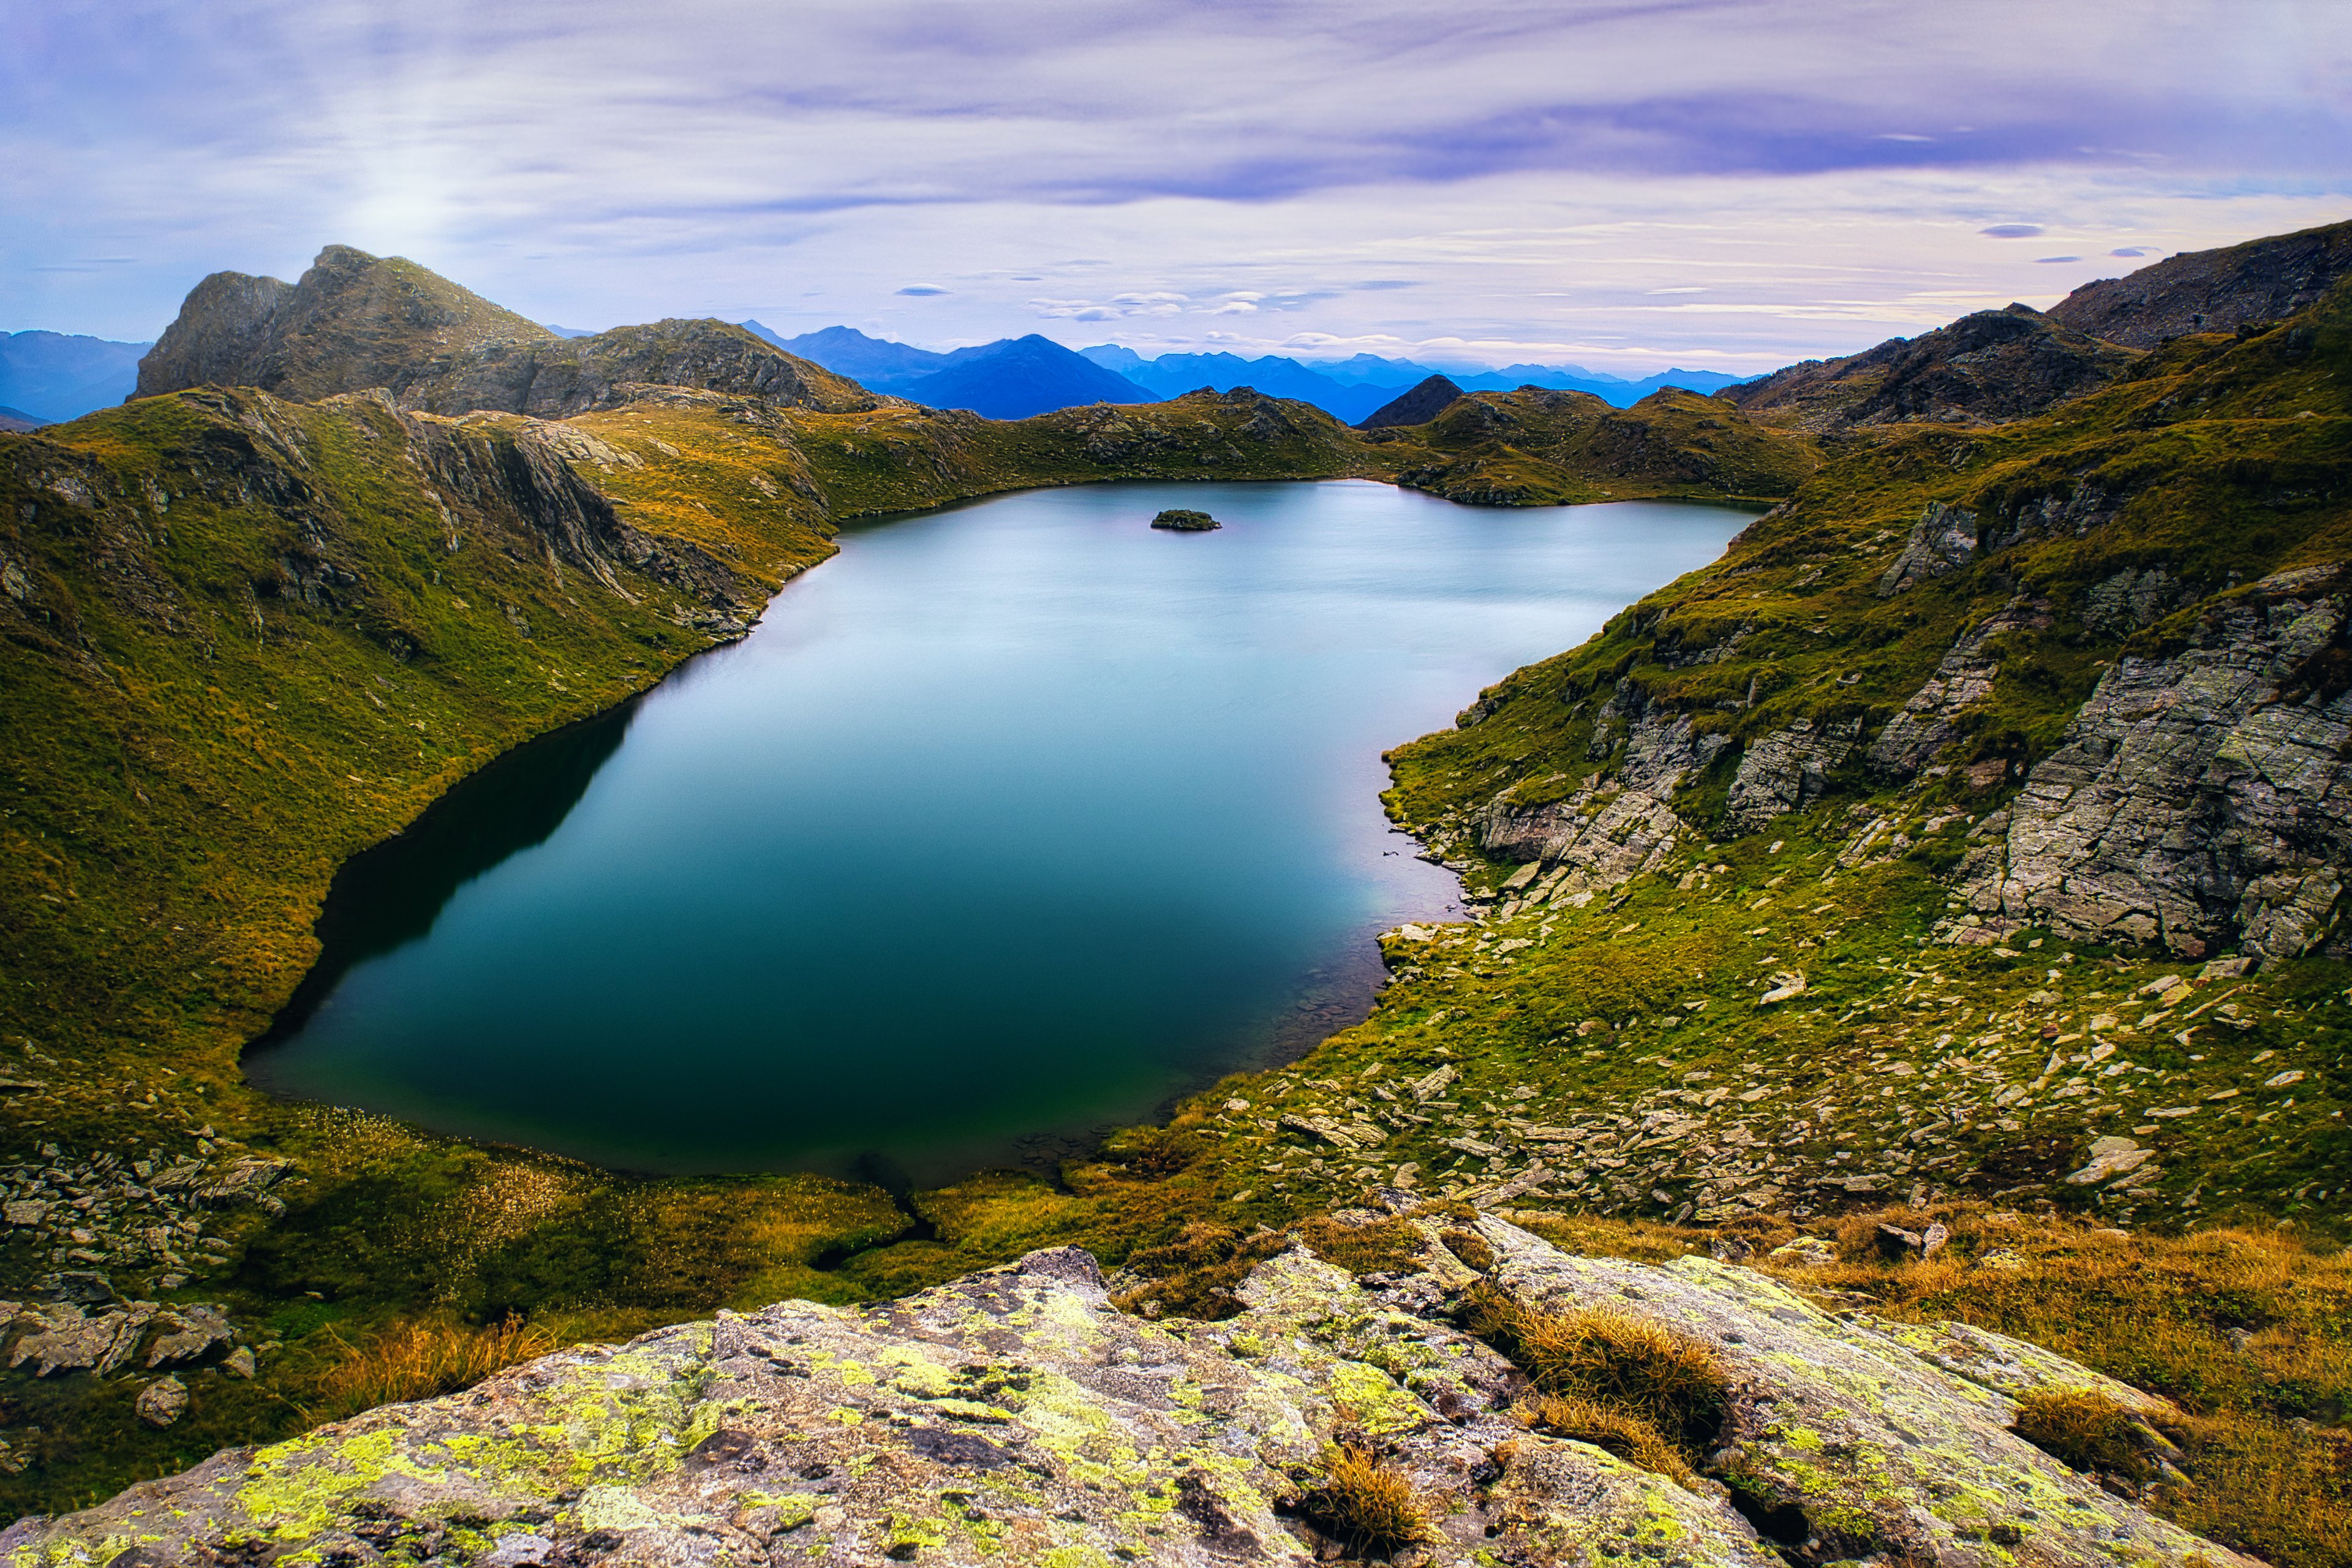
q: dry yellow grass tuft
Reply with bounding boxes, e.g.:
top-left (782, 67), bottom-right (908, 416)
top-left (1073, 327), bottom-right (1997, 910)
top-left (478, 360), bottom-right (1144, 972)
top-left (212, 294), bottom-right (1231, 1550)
top-left (2011, 1387), bottom-right (2166, 1481)
top-left (1751, 1207), bottom-right (2352, 1568)
top-left (1468, 1286), bottom-right (1731, 1457)
top-left (313, 1313), bottom-right (556, 1421)
top-left (1515, 1393), bottom-right (1699, 1488)
top-left (1305, 1444), bottom-right (1429, 1556)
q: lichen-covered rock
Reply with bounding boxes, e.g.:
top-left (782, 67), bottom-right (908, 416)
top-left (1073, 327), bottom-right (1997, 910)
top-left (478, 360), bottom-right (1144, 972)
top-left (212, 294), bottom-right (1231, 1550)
top-left (1464, 1216), bottom-right (2253, 1567)
top-left (1, 1224), bottom-right (2250, 1568)
top-left (1954, 568), bottom-right (2352, 957)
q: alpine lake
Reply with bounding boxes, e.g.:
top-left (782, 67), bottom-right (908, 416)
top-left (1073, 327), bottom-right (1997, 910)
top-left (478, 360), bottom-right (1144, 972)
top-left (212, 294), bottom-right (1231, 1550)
top-left (247, 480), bottom-right (1750, 1187)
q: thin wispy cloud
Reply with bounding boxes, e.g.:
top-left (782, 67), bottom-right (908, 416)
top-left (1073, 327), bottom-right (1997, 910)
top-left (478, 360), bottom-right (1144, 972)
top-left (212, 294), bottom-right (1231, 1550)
top-left (2, 0), bottom-right (2345, 368)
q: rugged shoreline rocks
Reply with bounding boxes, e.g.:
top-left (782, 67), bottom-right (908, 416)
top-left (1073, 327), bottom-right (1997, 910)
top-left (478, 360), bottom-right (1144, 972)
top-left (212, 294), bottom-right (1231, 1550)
top-left (0, 1218), bottom-right (2247, 1567)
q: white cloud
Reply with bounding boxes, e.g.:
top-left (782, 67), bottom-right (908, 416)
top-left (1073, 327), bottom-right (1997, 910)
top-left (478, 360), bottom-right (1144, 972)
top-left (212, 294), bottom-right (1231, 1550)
top-left (0, 1), bottom-right (2343, 365)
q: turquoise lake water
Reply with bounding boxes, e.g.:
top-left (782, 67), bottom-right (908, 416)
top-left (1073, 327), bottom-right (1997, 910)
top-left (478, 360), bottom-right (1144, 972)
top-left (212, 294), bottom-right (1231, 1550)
top-left (246, 481), bottom-right (1748, 1182)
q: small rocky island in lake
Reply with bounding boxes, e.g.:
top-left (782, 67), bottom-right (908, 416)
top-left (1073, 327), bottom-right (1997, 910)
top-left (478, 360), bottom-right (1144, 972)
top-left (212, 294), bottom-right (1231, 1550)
top-left (1150, 507), bottom-right (1221, 530)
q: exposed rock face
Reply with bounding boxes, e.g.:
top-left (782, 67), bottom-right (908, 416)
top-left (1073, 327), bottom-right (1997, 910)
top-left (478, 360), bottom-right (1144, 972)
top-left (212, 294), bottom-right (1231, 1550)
top-left (1478, 786), bottom-right (1689, 901)
top-left (1587, 677), bottom-right (1729, 792)
top-left (135, 244), bottom-right (881, 418)
top-left (1875, 502), bottom-right (1981, 597)
top-left (4, 1223), bottom-right (2247, 1567)
top-left (1953, 567), bottom-right (2352, 957)
top-left (2050, 217), bottom-right (2352, 349)
top-left (1476, 677), bottom-right (1724, 897)
top-left (1868, 598), bottom-right (2052, 779)
top-left (1359, 374), bottom-right (1466, 429)
top-left (1721, 716), bottom-right (1861, 835)
top-left (1722, 306), bottom-right (2136, 434)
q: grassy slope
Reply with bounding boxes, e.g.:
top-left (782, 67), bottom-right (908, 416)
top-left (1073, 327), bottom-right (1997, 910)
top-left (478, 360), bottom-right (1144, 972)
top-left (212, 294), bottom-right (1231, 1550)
top-left (831, 288), bottom-right (2352, 1567)
top-left (1360, 385), bottom-right (1820, 507)
top-left (9, 281), bottom-right (2346, 1545)
top-left (0, 384), bottom-right (1362, 1510)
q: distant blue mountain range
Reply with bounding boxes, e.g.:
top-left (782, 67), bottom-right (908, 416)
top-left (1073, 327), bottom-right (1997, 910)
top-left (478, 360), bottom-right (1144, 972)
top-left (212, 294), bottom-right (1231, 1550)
top-left (743, 324), bottom-right (1153, 419)
top-left (1084, 347), bottom-right (1746, 420)
top-left (744, 321), bottom-right (1745, 422)
top-left (0, 330), bottom-right (152, 425)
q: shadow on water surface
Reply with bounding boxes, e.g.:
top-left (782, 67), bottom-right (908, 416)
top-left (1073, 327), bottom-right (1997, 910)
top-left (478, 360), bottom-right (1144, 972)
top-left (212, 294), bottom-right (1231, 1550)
top-left (247, 698), bottom-right (641, 1056)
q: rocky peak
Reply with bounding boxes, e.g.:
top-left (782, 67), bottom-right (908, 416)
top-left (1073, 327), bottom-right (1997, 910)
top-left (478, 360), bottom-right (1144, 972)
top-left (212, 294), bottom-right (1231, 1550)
top-left (1359, 374), bottom-right (1467, 429)
top-left (1721, 304), bottom-right (2137, 434)
top-left (135, 244), bottom-right (556, 404)
top-left (134, 244), bottom-right (883, 420)
top-left (2050, 217), bottom-right (2352, 349)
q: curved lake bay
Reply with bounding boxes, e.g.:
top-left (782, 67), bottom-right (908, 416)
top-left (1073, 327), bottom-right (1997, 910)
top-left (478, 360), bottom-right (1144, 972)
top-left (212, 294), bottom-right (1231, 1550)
top-left (249, 481), bottom-right (1749, 1183)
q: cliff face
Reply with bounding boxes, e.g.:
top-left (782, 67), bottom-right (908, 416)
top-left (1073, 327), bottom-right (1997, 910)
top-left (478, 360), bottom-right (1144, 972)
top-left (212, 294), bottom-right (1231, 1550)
top-left (1950, 565), bottom-right (2352, 959)
top-left (0, 1216), bottom-right (2248, 1568)
top-left (2050, 218), bottom-right (2352, 349)
top-left (134, 246), bottom-right (881, 418)
top-left (134, 246), bottom-right (555, 405)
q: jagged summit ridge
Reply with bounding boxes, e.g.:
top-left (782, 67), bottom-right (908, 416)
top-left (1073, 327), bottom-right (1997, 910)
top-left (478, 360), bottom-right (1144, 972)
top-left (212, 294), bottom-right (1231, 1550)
top-left (2051, 217), bottom-right (2352, 349)
top-left (1721, 303), bottom-right (2136, 434)
top-left (134, 244), bottom-right (883, 420)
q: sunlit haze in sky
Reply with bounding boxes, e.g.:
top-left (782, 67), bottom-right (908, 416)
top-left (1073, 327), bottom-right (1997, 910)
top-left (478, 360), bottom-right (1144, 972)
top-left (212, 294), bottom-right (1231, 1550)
top-left (6, 0), bottom-right (2350, 372)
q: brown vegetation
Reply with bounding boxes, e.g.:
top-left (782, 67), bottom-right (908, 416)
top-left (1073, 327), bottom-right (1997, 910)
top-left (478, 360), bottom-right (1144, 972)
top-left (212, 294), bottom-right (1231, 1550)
top-left (1302, 1444), bottom-right (1429, 1557)
top-left (312, 1313), bottom-right (556, 1421)
top-left (1464, 1285), bottom-right (1730, 1464)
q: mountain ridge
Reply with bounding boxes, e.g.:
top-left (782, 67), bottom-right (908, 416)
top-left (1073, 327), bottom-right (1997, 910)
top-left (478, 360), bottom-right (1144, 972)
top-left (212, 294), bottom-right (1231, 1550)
top-left (4, 231), bottom-right (2350, 1558)
top-left (0, 330), bottom-right (149, 424)
top-left (137, 245), bottom-right (881, 418)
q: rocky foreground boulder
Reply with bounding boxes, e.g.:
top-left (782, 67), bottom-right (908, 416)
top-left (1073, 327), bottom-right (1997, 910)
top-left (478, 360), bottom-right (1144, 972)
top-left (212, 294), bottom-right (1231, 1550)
top-left (3, 1215), bottom-right (2246, 1567)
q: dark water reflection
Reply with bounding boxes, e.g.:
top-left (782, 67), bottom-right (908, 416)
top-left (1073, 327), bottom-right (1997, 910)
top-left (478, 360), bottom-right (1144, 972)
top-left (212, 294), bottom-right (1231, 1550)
top-left (247, 481), bottom-right (1747, 1181)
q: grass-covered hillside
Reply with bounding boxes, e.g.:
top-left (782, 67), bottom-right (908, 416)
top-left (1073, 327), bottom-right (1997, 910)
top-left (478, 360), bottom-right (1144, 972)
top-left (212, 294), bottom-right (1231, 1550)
top-left (834, 274), bottom-right (2352, 1567)
top-left (1364, 384), bottom-right (1819, 506)
top-left (6, 235), bottom-right (2348, 1558)
top-left (0, 374), bottom-right (1368, 1510)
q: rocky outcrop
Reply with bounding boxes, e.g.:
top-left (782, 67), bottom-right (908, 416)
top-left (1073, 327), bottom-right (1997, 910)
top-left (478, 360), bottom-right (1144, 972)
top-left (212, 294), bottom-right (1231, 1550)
top-left (1875, 502), bottom-right (1981, 596)
top-left (1720, 716), bottom-right (1861, 835)
top-left (1722, 306), bottom-right (2137, 434)
top-left (2049, 217), bottom-right (2352, 349)
top-left (1, 1221), bottom-right (2247, 1568)
top-left (1586, 677), bottom-right (1729, 792)
top-left (1952, 566), bottom-right (2352, 957)
top-left (135, 245), bottom-right (881, 418)
top-left (2, 1296), bottom-right (243, 1378)
top-left (1868, 598), bottom-right (2052, 778)
top-left (1477, 786), bottom-right (1690, 902)
top-left (1472, 677), bottom-right (1725, 897)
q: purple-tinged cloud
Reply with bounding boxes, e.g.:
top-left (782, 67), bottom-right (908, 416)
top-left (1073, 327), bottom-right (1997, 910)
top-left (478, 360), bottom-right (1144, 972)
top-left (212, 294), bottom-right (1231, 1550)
top-left (1981, 224), bottom-right (2045, 238)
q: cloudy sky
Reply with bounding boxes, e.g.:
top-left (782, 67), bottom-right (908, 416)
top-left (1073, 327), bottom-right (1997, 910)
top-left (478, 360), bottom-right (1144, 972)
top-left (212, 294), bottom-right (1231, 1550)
top-left (6, 0), bottom-right (2348, 372)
